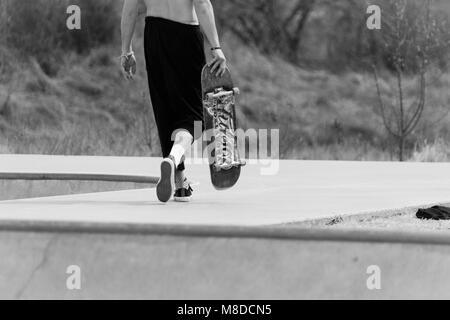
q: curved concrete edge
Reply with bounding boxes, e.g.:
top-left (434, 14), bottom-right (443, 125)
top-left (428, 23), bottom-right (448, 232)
top-left (0, 172), bottom-right (159, 184)
top-left (1, 220), bottom-right (450, 245)
top-left (282, 203), bottom-right (443, 226)
top-left (2, 230), bottom-right (448, 299)
top-left (2, 231), bottom-right (449, 299)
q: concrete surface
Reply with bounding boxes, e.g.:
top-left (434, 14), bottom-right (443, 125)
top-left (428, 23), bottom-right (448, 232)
top-left (1, 230), bottom-right (450, 299)
top-left (2, 154), bottom-right (450, 226)
top-left (2, 154), bottom-right (450, 299)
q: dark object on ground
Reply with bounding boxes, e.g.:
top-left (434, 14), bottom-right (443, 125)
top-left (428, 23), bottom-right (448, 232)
top-left (416, 206), bottom-right (450, 220)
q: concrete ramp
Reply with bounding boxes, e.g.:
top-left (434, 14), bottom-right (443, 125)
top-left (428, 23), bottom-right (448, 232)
top-left (2, 155), bottom-right (450, 299)
top-left (2, 229), bottom-right (450, 299)
top-left (2, 155), bottom-right (450, 226)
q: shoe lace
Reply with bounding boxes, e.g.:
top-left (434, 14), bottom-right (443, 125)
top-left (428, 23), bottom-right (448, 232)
top-left (183, 178), bottom-right (193, 191)
top-left (175, 178), bottom-right (193, 195)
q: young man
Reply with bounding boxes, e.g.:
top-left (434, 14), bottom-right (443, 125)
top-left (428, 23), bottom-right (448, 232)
top-left (121, 0), bottom-right (227, 202)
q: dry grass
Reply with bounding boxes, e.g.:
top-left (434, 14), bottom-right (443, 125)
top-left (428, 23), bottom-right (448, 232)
top-left (224, 34), bottom-right (450, 162)
top-left (2, 33), bottom-right (450, 166)
top-left (1, 24), bottom-right (450, 161)
top-left (285, 205), bottom-right (450, 232)
top-left (411, 139), bottom-right (450, 162)
top-left (1, 0), bottom-right (450, 162)
top-left (0, 40), bottom-right (158, 157)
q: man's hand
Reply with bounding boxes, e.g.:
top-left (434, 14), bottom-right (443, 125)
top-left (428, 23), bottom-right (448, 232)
top-left (208, 49), bottom-right (227, 77)
top-left (121, 52), bottom-right (137, 80)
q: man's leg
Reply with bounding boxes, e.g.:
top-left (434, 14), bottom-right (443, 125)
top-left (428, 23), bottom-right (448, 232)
top-left (170, 129), bottom-right (193, 170)
top-left (170, 129), bottom-right (193, 188)
top-left (148, 18), bottom-right (205, 203)
top-left (172, 130), bottom-right (196, 202)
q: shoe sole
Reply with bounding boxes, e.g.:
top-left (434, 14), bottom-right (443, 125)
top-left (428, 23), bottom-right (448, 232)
top-left (156, 159), bottom-right (175, 203)
top-left (174, 196), bottom-right (191, 202)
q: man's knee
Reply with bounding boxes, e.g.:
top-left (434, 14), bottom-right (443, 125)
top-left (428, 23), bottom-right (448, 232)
top-left (172, 129), bottom-right (193, 144)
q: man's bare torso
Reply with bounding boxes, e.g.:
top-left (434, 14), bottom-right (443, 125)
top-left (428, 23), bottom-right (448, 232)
top-left (142, 0), bottom-right (199, 25)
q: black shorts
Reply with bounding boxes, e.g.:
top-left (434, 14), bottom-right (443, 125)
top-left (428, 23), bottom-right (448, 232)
top-left (144, 17), bottom-right (206, 169)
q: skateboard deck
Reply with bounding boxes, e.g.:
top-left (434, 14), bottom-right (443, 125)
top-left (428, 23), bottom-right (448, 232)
top-left (201, 65), bottom-right (245, 190)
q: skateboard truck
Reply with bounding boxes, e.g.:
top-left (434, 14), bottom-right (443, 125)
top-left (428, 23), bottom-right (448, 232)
top-left (206, 87), bottom-right (240, 99)
top-left (205, 87), bottom-right (239, 116)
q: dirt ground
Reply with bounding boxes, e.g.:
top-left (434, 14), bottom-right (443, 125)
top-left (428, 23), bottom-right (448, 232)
top-left (285, 204), bottom-right (450, 232)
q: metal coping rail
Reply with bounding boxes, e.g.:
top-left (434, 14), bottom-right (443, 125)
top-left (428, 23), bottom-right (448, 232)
top-left (0, 220), bottom-right (450, 246)
top-left (0, 172), bottom-right (159, 184)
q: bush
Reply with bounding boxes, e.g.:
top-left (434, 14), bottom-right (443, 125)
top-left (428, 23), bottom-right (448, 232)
top-left (410, 139), bottom-right (450, 162)
top-left (2, 0), bottom-right (119, 74)
top-left (213, 0), bottom-right (450, 72)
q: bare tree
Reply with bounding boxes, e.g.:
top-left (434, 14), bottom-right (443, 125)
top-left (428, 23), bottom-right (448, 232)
top-left (372, 0), bottom-right (450, 161)
top-left (214, 0), bottom-right (316, 63)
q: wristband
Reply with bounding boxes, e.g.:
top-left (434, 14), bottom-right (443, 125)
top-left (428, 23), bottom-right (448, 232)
top-left (121, 51), bottom-right (134, 58)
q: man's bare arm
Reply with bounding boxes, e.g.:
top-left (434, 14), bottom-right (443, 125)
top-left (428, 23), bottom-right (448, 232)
top-left (121, 0), bottom-right (146, 79)
top-left (193, 0), bottom-right (220, 48)
top-left (137, 0), bottom-right (147, 17)
top-left (193, 0), bottom-right (227, 76)
top-left (121, 0), bottom-right (140, 55)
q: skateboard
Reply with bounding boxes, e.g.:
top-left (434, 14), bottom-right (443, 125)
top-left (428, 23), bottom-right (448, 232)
top-left (201, 65), bottom-right (245, 190)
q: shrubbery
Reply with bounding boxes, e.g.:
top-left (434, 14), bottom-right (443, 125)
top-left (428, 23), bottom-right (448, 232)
top-left (213, 0), bottom-right (450, 72)
top-left (0, 0), bottom-right (119, 75)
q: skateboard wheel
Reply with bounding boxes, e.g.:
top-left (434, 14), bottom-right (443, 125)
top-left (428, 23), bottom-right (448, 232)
top-left (233, 87), bottom-right (240, 95)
